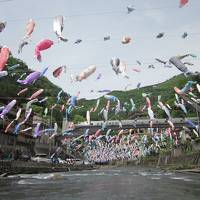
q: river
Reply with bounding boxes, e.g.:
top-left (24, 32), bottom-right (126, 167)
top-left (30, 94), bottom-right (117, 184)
top-left (0, 167), bottom-right (199, 200)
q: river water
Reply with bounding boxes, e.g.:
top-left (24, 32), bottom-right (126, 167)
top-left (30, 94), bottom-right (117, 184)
top-left (0, 167), bottom-right (199, 200)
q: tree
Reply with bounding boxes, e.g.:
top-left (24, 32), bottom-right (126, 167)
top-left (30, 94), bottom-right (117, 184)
top-left (73, 115), bottom-right (85, 124)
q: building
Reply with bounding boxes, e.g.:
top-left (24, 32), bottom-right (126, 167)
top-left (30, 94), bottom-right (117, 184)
top-left (0, 109), bottom-right (35, 160)
top-left (32, 115), bottom-right (60, 156)
top-left (0, 111), bottom-right (61, 160)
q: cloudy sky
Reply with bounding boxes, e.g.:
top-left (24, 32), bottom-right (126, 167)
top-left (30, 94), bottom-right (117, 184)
top-left (0, 0), bottom-right (200, 99)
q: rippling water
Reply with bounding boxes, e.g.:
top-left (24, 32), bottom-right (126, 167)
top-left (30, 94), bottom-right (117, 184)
top-left (0, 167), bottom-right (199, 200)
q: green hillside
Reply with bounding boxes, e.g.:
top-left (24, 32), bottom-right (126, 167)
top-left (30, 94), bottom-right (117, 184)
top-left (1, 56), bottom-right (199, 126)
top-left (0, 56), bottom-right (69, 128)
top-left (74, 74), bottom-right (200, 121)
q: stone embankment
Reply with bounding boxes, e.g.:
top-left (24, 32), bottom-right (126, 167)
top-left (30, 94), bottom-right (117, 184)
top-left (107, 147), bottom-right (200, 172)
top-left (0, 160), bottom-right (95, 176)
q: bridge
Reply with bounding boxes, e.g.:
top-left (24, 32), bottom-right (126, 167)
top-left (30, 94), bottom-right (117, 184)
top-left (69, 118), bottom-right (199, 136)
top-left (62, 89), bottom-right (200, 137)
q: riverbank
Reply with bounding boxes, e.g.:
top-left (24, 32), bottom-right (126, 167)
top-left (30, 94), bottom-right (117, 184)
top-left (100, 148), bottom-right (200, 173)
top-left (1, 146), bottom-right (200, 176)
top-left (0, 160), bottom-right (97, 176)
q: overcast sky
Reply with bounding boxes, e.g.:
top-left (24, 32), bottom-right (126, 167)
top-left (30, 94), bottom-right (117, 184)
top-left (0, 0), bottom-right (200, 99)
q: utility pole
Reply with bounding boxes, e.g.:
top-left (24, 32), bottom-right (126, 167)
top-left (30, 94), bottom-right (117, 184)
top-left (195, 103), bottom-right (200, 134)
top-left (50, 109), bottom-right (53, 128)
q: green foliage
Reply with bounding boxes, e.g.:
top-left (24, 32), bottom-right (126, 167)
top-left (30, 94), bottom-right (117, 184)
top-left (73, 115), bottom-right (85, 124)
top-left (1, 55), bottom-right (199, 127)
top-left (0, 56), bottom-right (69, 128)
top-left (31, 105), bottom-right (43, 115)
top-left (75, 74), bottom-right (200, 120)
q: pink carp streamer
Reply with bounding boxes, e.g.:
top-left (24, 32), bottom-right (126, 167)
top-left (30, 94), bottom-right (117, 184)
top-left (0, 46), bottom-right (10, 71)
top-left (24, 19), bottom-right (35, 39)
top-left (122, 36), bottom-right (131, 44)
top-left (28, 89), bottom-right (44, 100)
top-left (132, 68), bottom-right (141, 73)
top-left (53, 65), bottom-right (66, 78)
top-left (17, 88), bottom-right (28, 96)
top-left (179, 0), bottom-right (189, 8)
top-left (35, 39), bottom-right (54, 62)
top-left (76, 65), bottom-right (96, 81)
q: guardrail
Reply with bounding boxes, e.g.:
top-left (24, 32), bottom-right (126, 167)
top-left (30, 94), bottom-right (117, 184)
top-left (75, 117), bottom-right (198, 127)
